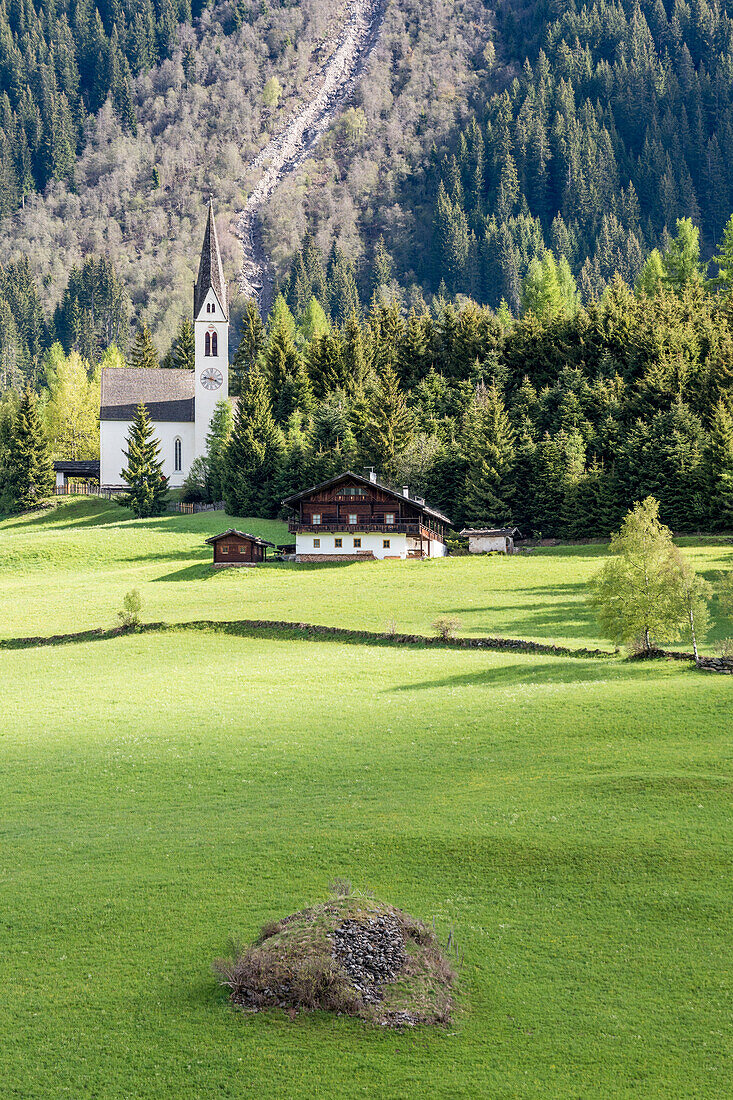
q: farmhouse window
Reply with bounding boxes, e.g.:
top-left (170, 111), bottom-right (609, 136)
top-left (341, 487), bottom-right (366, 496)
top-left (383, 539), bottom-right (390, 549)
top-left (312, 513), bottom-right (321, 525)
top-left (313, 538), bottom-right (320, 548)
top-left (334, 538), bottom-right (342, 548)
top-left (348, 513), bottom-right (357, 524)
top-left (239, 545), bottom-right (247, 553)
top-left (385, 513), bottom-right (394, 525)
top-left (353, 538), bottom-right (361, 548)
top-left (221, 545), bottom-right (229, 554)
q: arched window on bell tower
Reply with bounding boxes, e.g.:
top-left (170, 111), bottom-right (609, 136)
top-left (205, 331), bottom-right (211, 356)
top-left (211, 331), bottom-right (218, 356)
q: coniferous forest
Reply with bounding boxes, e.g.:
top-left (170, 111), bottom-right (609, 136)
top-left (1, 0), bottom-right (733, 535)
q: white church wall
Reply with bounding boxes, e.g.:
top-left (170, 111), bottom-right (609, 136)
top-left (100, 420), bottom-right (195, 488)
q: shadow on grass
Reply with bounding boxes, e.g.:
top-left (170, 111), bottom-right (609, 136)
top-left (6, 499), bottom-right (129, 529)
top-left (153, 562), bottom-right (217, 582)
top-left (388, 659), bottom-right (654, 693)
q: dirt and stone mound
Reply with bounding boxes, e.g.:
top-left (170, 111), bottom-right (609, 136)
top-left (215, 888), bottom-right (455, 1027)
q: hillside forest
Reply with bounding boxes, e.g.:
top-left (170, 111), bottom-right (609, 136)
top-left (2, 213), bottom-right (733, 535)
top-left (2, 0), bottom-right (733, 533)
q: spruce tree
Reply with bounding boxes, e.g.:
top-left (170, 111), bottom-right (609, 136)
top-left (263, 300), bottom-right (299, 416)
top-left (358, 364), bottom-right (415, 479)
top-left (129, 325), bottom-right (159, 369)
top-left (0, 389), bottom-right (54, 513)
top-left (706, 400), bottom-right (733, 530)
top-left (709, 214), bottom-right (733, 293)
top-left (223, 365), bottom-right (282, 517)
top-left (462, 382), bottom-right (516, 525)
top-left (274, 360), bottom-right (314, 424)
top-left (205, 399), bottom-right (234, 504)
top-left (120, 403), bottom-right (168, 517)
top-left (231, 299), bottom-right (265, 395)
top-left (170, 317), bottom-right (195, 370)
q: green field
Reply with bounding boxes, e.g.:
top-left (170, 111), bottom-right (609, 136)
top-left (1, 501), bottom-right (731, 1098)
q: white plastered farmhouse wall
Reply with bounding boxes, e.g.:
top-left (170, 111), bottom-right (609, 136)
top-left (296, 532), bottom-right (449, 560)
top-left (100, 420), bottom-right (195, 488)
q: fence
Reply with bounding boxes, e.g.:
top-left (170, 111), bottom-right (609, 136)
top-left (53, 484), bottom-right (225, 514)
top-left (54, 483), bottom-right (124, 500)
top-left (166, 501), bottom-right (226, 515)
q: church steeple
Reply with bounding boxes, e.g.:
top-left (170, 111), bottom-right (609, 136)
top-left (194, 199), bottom-right (228, 319)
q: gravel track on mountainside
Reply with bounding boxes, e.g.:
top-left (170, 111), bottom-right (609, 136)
top-left (235, 0), bottom-right (385, 313)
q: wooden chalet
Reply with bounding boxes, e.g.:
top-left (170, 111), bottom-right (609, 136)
top-left (206, 529), bottom-right (274, 567)
top-left (282, 471), bottom-right (451, 562)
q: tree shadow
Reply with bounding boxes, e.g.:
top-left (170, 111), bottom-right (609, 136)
top-left (389, 658), bottom-right (663, 693)
top-left (6, 499), bottom-right (130, 529)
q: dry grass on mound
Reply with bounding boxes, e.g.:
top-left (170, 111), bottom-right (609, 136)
top-left (215, 885), bottom-right (456, 1027)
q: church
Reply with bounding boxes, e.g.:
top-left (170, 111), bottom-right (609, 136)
top-left (100, 201), bottom-right (230, 488)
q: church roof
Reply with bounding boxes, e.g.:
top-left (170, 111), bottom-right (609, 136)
top-left (194, 199), bottom-right (228, 319)
top-left (100, 368), bottom-right (195, 422)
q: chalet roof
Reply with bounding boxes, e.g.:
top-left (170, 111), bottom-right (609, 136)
top-left (194, 199), bottom-right (228, 320)
top-left (100, 368), bottom-right (195, 422)
top-left (205, 529), bottom-right (275, 548)
top-left (460, 527), bottom-right (521, 538)
top-left (282, 471), bottom-right (452, 525)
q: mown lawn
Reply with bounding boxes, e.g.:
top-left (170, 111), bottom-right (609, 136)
top-left (0, 500), bottom-right (731, 1097)
top-left (1, 632), bottom-right (731, 1098)
top-left (2, 499), bottom-right (732, 649)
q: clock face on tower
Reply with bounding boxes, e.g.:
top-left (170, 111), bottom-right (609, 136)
top-left (200, 367), bottom-right (223, 391)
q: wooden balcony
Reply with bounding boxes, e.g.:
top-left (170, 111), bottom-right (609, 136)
top-left (289, 521), bottom-right (445, 542)
top-left (290, 522), bottom-right (423, 535)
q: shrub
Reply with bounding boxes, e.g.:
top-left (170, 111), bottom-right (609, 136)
top-left (118, 589), bottom-right (142, 630)
top-left (432, 616), bottom-right (461, 640)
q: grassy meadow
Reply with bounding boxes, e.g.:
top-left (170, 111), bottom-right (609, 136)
top-left (1, 500), bottom-right (732, 1098)
top-left (2, 498), bottom-right (732, 647)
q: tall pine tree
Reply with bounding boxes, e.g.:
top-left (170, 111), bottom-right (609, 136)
top-left (223, 365), bottom-right (282, 517)
top-left (0, 389), bottom-right (53, 513)
top-left (120, 402), bottom-right (168, 517)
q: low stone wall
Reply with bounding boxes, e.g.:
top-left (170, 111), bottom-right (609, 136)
top-left (211, 562), bottom-right (259, 569)
top-left (696, 656), bottom-right (733, 674)
top-left (296, 553), bottom-right (376, 563)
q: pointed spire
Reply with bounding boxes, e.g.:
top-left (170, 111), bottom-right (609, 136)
top-left (194, 198), bottom-right (228, 319)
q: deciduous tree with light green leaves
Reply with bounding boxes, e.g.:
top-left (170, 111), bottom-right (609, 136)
top-left (521, 251), bottom-right (579, 318)
top-left (43, 344), bottom-right (100, 459)
top-left (588, 497), bottom-right (708, 654)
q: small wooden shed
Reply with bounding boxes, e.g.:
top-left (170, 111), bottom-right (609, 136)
top-left (460, 527), bottom-right (521, 554)
top-left (206, 529), bottom-right (274, 567)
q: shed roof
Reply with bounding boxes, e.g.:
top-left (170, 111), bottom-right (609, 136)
top-left (205, 529), bottom-right (275, 548)
top-left (282, 471), bottom-right (452, 525)
top-left (54, 459), bottom-right (100, 477)
top-left (460, 527), bottom-right (521, 538)
top-left (100, 368), bottom-right (195, 422)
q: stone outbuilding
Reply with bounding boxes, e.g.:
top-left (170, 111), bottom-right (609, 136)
top-left (460, 527), bottom-right (521, 554)
top-left (206, 530), bottom-right (274, 567)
